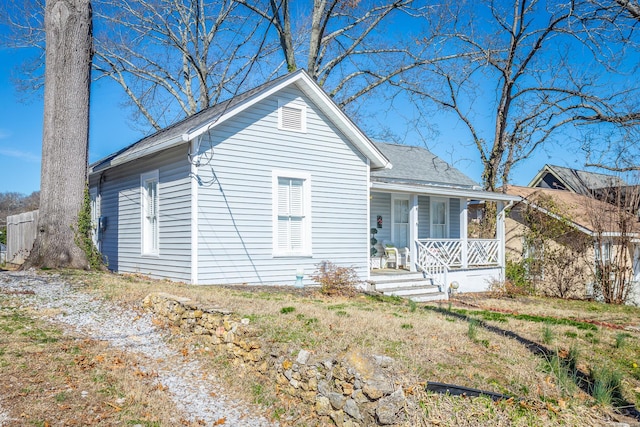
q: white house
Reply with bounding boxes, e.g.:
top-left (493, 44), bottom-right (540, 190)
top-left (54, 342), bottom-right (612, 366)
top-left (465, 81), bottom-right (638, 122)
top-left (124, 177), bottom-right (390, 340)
top-left (89, 70), bottom-right (517, 300)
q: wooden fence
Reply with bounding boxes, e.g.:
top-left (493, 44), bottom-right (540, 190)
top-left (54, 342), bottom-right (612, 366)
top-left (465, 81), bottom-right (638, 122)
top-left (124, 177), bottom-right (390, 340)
top-left (6, 210), bottom-right (38, 265)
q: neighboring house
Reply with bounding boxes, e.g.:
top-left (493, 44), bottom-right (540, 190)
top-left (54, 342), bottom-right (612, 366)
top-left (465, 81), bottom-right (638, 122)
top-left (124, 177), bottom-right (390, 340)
top-left (528, 164), bottom-right (625, 195)
top-left (504, 185), bottom-right (640, 305)
top-left (89, 70), bottom-right (517, 298)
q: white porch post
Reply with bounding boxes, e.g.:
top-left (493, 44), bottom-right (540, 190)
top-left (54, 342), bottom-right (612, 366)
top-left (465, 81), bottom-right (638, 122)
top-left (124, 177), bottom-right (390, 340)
top-left (409, 194), bottom-right (418, 272)
top-left (496, 201), bottom-right (505, 268)
top-left (460, 197), bottom-right (468, 268)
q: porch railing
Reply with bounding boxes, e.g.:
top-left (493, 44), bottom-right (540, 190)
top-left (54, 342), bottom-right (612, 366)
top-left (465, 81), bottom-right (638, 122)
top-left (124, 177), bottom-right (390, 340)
top-left (416, 239), bottom-right (500, 268)
top-left (415, 240), bottom-right (448, 290)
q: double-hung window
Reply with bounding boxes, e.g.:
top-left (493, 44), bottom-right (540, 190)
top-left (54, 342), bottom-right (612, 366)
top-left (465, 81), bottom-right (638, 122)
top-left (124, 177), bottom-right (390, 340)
top-left (141, 170), bottom-right (159, 255)
top-left (430, 197), bottom-right (449, 238)
top-left (273, 171), bottom-right (311, 256)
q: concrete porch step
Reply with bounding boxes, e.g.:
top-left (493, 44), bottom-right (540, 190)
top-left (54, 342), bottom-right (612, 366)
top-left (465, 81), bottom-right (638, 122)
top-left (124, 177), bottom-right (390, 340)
top-left (370, 273), bottom-right (447, 302)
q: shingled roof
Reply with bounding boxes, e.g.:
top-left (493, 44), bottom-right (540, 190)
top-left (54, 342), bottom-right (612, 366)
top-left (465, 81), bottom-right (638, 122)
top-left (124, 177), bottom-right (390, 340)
top-left (371, 142), bottom-right (479, 189)
top-left (528, 164), bottom-right (626, 195)
top-left (504, 185), bottom-right (640, 236)
top-left (90, 69), bottom-right (389, 172)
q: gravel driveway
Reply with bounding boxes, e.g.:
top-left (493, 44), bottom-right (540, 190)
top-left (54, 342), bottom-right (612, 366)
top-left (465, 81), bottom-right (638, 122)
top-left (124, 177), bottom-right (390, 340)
top-left (0, 270), bottom-right (277, 426)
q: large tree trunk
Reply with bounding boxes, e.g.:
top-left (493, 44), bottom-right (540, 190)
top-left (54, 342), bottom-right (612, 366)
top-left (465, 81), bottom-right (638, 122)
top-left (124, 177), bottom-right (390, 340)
top-left (23, 0), bottom-right (92, 269)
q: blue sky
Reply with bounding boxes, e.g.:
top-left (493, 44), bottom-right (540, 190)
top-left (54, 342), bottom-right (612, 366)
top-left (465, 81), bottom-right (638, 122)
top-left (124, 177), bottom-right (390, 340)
top-left (0, 47), bottom-right (141, 195)
top-left (0, 44), bottom-right (590, 195)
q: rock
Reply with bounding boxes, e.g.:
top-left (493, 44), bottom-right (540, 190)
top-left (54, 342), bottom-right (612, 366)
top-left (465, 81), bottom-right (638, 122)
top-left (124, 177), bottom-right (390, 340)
top-left (328, 392), bottom-right (346, 410)
top-left (376, 388), bottom-right (405, 425)
top-left (373, 355), bottom-right (394, 368)
top-left (296, 349), bottom-right (311, 365)
top-left (343, 398), bottom-right (362, 421)
top-left (352, 389), bottom-right (369, 404)
top-left (315, 396), bottom-right (332, 416)
top-left (241, 317), bottom-right (250, 325)
top-left (329, 410), bottom-right (344, 426)
top-left (362, 377), bottom-right (395, 400)
top-left (341, 381), bottom-right (354, 396)
top-left (317, 380), bottom-right (331, 397)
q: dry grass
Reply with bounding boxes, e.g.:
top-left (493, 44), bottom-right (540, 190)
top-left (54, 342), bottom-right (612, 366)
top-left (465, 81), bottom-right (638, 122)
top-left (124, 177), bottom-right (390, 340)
top-left (0, 288), bottom-right (181, 426)
top-left (4, 269), bottom-right (640, 426)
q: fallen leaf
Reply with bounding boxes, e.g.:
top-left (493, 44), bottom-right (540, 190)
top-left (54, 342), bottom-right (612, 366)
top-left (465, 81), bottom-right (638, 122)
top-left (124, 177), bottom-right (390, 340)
top-left (213, 417), bottom-right (226, 425)
top-left (105, 401), bottom-right (122, 411)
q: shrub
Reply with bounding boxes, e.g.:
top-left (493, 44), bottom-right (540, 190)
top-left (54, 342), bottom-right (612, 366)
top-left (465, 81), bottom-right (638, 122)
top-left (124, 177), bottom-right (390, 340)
top-left (311, 261), bottom-right (362, 297)
top-left (503, 259), bottom-right (533, 295)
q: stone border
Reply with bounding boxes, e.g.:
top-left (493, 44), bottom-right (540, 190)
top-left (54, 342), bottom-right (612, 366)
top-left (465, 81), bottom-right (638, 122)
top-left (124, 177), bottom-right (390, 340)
top-left (142, 292), bottom-right (411, 426)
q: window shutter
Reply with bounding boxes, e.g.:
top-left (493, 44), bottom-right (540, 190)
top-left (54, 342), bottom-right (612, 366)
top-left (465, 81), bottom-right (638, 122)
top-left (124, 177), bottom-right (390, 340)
top-left (289, 218), bottom-right (303, 251)
top-left (142, 173), bottom-right (159, 254)
top-left (275, 176), bottom-right (306, 253)
top-left (289, 180), bottom-right (303, 216)
top-left (278, 178), bottom-right (289, 215)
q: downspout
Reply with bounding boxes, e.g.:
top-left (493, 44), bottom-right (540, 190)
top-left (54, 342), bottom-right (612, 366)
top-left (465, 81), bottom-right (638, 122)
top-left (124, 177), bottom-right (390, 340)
top-left (366, 158), bottom-right (372, 285)
top-left (189, 136), bottom-right (199, 285)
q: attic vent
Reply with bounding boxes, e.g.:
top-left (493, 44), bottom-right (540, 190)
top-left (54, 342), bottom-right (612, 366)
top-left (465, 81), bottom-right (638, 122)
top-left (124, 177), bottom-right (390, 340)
top-left (279, 102), bottom-right (307, 133)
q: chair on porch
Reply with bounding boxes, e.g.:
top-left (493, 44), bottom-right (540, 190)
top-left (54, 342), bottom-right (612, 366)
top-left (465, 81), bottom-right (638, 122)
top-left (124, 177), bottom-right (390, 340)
top-left (384, 245), bottom-right (411, 269)
top-left (384, 245), bottom-right (400, 269)
top-left (371, 243), bottom-right (388, 269)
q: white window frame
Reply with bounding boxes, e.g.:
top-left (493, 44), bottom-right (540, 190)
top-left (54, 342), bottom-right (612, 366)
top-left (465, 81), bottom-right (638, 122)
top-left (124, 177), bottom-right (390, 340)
top-left (89, 187), bottom-right (100, 247)
top-left (595, 240), bottom-right (612, 263)
top-left (391, 194), bottom-right (410, 247)
top-left (430, 197), bottom-right (449, 239)
top-left (141, 170), bottom-right (160, 256)
top-left (278, 99), bottom-right (307, 133)
top-left (272, 170), bottom-right (312, 257)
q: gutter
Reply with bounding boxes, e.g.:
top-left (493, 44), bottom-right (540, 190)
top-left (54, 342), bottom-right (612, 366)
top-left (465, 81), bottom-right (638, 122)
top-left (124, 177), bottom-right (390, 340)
top-left (371, 181), bottom-right (520, 202)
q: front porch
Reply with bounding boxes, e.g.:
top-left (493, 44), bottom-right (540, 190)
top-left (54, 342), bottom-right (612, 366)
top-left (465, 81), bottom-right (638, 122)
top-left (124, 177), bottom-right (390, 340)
top-left (368, 186), bottom-right (518, 299)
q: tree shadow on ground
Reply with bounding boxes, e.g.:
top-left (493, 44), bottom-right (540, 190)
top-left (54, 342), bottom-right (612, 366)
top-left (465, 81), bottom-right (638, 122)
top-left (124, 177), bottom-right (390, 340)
top-left (424, 305), bottom-right (640, 421)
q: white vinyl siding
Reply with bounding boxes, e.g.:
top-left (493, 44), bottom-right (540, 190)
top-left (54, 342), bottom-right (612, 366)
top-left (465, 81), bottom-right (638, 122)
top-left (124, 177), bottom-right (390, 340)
top-left (196, 86), bottom-right (368, 285)
top-left (141, 170), bottom-right (159, 255)
top-left (278, 100), bottom-right (307, 132)
top-left (274, 172), bottom-right (311, 256)
top-left (90, 146), bottom-right (192, 282)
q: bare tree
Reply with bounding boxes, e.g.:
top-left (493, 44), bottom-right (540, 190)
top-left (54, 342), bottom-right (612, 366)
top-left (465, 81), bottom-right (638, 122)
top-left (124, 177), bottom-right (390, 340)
top-left (23, 0), bottom-right (92, 269)
top-left (392, 0), bottom-right (640, 191)
top-left (587, 184), bottom-right (640, 304)
top-left (93, 0), bottom-right (275, 130)
top-left (236, 0), bottom-right (442, 110)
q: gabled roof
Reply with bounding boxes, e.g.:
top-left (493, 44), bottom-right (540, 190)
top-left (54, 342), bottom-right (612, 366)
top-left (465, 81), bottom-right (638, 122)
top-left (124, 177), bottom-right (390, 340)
top-left (90, 69), bottom-right (390, 173)
top-left (504, 185), bottom-right (640, 236)
top-left (528, 164), bottom-right (626, 195)
top-left (370, 142), bottom-right (519, 202)
top-left (371, 142), bottom-right (478, 188)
